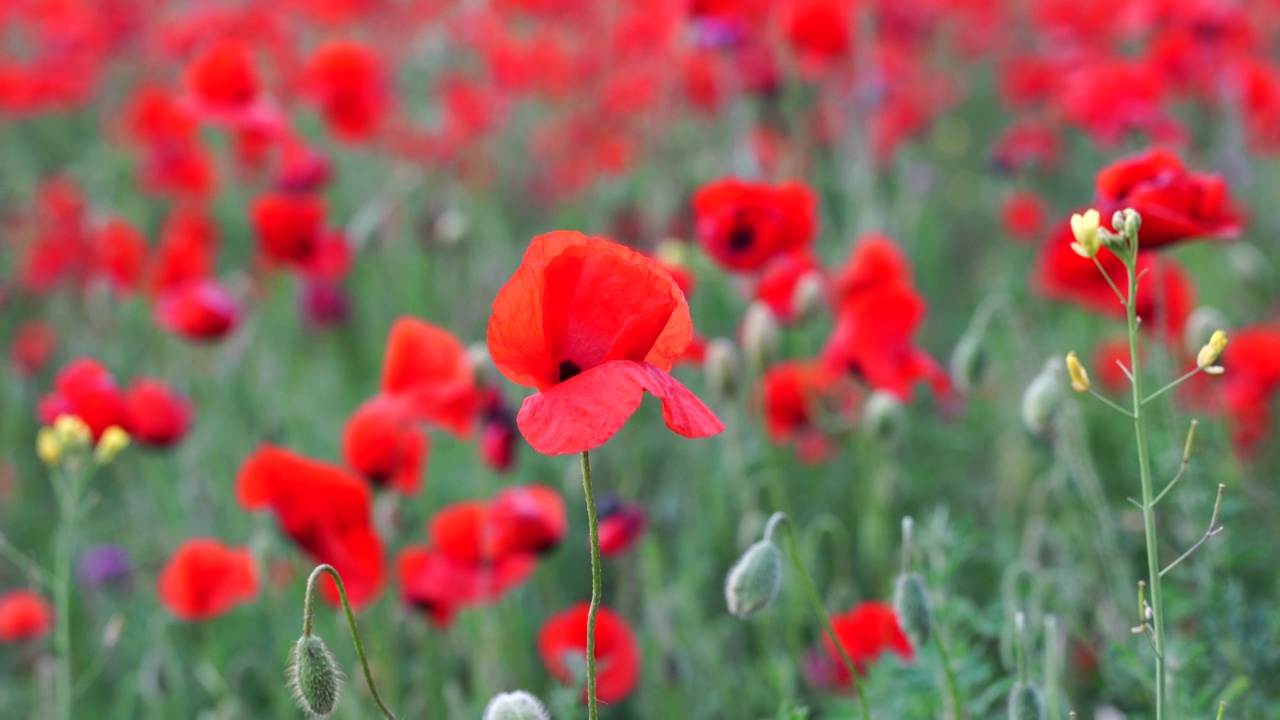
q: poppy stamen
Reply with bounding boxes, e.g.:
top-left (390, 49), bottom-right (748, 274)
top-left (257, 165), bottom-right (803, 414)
top-left (558, 361), bottom-right (583, 382)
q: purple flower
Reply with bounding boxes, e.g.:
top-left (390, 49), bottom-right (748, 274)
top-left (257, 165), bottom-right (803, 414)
top-left (77, 545), bottom-right (132, 588)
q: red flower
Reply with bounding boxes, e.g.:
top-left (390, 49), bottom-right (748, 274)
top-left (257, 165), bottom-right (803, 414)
top-left (1214, 325), bottom-right (1280, 456)
top-left (1092, 148), bottom-right (1243, 249)
top-left (487, 231), bottom-right (722, 455)
top-left (539, 603), bottom-right (641, 704)
top-left (155, 280), bottom-right (242, 342)
top-left (755, 251), bottom-right (824, 324)
top-left (758, 360), bottom-right (858, 463)
top-left (184, 40), bottom-right (262, 115)
top-left (1002, 190), bottom-right (1047, 243)
top-left (0, 590), bottom-right (53, 642)
top-left (488, 484), bottom-right (567, 557)
top-left (156, 539), bottom-right (258, 622)
top-left (302, 40), bottom-right (388, 142)
top-left (341, 395), bottom-right (427, 494)
top-left (123, 378), bottom-right (193, 447)
top-left (692, 179), bottom-right (817, 272)
top-left (10, 321), bottom-right (57, 377)
top-left (251, 193), bottom-right (326, 267)
top-left (91, 218), bottom-right (149, 293)
top-left (397, 545), bottom-right (536, 627)
top-left (37, 358), bottom-right (128, 440)
top-left (806, 601), bottom-right (913, 691)
top-left (784, 0), bottom-right (852, 76)
top-left (596, 495), bottom-right (647, 557)
top-left (149, 206), bottom-right (218, 294)
top-left (379, 317), bottom-right (479, 436)
top-left (477, 388), bottom-right (519, 472)
top-left (236, 445), bottom-right (386, 609)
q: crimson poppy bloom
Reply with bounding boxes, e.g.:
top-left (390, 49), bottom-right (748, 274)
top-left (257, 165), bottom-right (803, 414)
top-left (183, 39), bottom-right (265, 121)
top-left (156, 539), bottom-right (258, 622)
top-left (758, 360), bottom-right (858, 463)
top-left (755, 251), bottom-right (824, 324)
top-left (302, 40), bottom-right (389, 142)
top-left (155, 279), bottom-right (242, 342)
top-left (539, 603), bottom-right (641, 703)
top-left (784, 0), bottom-right (852, 76)
top-left (236, 445), bottom-right (386, 609)
top-left (10, 321), bottom-right (57, 377)
top-left (692, 179), bottom-right (817, 272)
top-left (149, 206), bottom-right (218, 294)
top-left (596, 495), bottom-right (647, 556)
top-left (488, 484), bottom-right (567, 557)
top-left (1092, 148), bottom-right (1242, 249)
top-left (477, 387), bottom-right (519, 472)
top-left (0, 590), bottom-right (52, 642)
top-left (1210, 325), bottom-right (1280, 456)
top-left (1002, 190), bottom-right (1047, 243)
top-left (379, 317), bottom-right (480, 436)
top-left (342, 394), bottom-right (427, 494)
top-left (805, 601), bottom-right (913, 691)
top-left (91, 218), bottom-right (148, 293)
top-left (251, 193), bottom-right (326, 267)
top-left (397, 545), bottom-right (536, 627)
top-left (487, 231), bottom-right (723, 455)
top-left (37, 358), bottom-right (129, 441)
top-left (123, 378), bottom-right (194, 447)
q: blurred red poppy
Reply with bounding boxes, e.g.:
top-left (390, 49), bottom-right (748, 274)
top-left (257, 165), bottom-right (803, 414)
top-left (37, 358), bottom-right (129, 441)
top-left (302, 40), bottom-right (388, 142)
top-left (155, 279), bottom-right (242, 342)
top-left (236, 445), bottom-right (386, 609)
top-left (379, 317), bottom-right (479, 435)
top-left (539, 603), bottom-right (641, 704)
top-left (596, 496), bottom-right (646, 557)
top-left (251, 193), bottom-right (326, 267)
top-left (123, 378), bottom-right (194, 447)
top-left (755, 251), bottom-right (824, 323)
top-left (183, 39), bottom-right (269, 125)
top-left (149, 206), bottom-right (218, 294)
top-left (91, 218), bottom-right (148, 293)
top-left (477, 387), bottom-right (519, 472)
top-left (1213, 325), bottom-right (1280, 456)
top-left (488, 484), bottom-right (567, 557)
top-left (758, 360), bottom-right (858, 463)
top-left (10, 321), bottom-right (57, 377)
top-left (397, 545), bottom-right (536, 627)
top-left (487, 231), bottom-right (722, 455)
top-left (1002, 190), bottom-right (1047, 243)
top-left (693, 179), bottom-right (817, 272)
top-left (342, 394), bottom-right (427, 494)
top-left (806, 601), bottom-right (913, 691)
top-left (156, 539), bottom-right (258, 622)
top-left (0, 590), bottom-right (53, 642)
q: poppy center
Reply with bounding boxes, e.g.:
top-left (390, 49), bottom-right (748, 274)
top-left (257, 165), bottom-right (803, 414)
top-left (558, 360), bottom-right (583, 383)
top-left (727, 220), bottom-right (755, 253)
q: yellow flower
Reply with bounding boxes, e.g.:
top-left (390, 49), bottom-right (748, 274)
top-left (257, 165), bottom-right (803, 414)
top-left (1196, 330), bottom-right (1228, 371)
top-left (37, 428), bottom-right (62, 467)
top-left (53, 415), bottom-right (92, 450)
top-left (94, 426), bottom-right (131, 465)
top-left (1065, 351), bottom-right (1091, 393)
top-left (1069, 209), bottom-right (1102, 259)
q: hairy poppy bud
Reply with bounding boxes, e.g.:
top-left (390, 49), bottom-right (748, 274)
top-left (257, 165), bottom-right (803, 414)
top-left (725, 538), bottom-right (783, 618)
top-left (1021, 360), bottom-right (1062, 436)
top-left (949, 331), bottom-right (988, 395)
top-left (863, 391), bottom-right (905, 444)
top-left (1064, 352), bottom-right (1090, 393)
top-left (741, 301), bottom-right (780, 373)
top-left (289, 634), bottom-right (343, 717)
top-left (703, 337), bottom-right (741, 402)
top-left (483, 690), bottom-right (550, 720)
top-left (892, 573), bottom-right (932, 647)
top-left (1007, 681), bottom-right (1046, 720)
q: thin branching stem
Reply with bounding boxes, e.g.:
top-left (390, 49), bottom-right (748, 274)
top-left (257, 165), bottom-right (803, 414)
top-left (1086, 388), bottom-right (1136, 418)
top-left (1143, 367), bottom-right (1204, 405)
top-left (1152, 421), bottom-right (1198, 507)
top-left (1160, 484), bottom-right (1226, 578)
top-left (1092, 255), bottom-right (1128, 305)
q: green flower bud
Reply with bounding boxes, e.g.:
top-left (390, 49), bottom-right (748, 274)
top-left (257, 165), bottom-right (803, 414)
top-left (892, 573), bottom-right (932, 647)
top-left (1007, 681), bottom-right (1046, 720)
top-left (949, 331), bottom-right (988, 394)
top-left (289, 634), bottom-right (343, 717)
top-left (483, 690), bottom-right (551, 720)
top-left (862, 390), bottom-right (905, 445)
top-left (703, 337), bottom-right (741, 402)
top-left (1021, 360), bottom-right (1062, 436)
top-left (741, 302), bottom-right (780, 373)
top-left (725, 539), bottom-right (783, 618)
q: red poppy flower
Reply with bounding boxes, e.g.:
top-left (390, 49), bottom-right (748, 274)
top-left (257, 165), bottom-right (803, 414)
top-left (155, 280), bottom-right (242, 342)
top-left (236, 445), bottom-right (386, 609)
top-left (758, 360), bottom-right (858, 463)
top-left (692, 179), bottom-right (817, 272)
top-left (184, 39), bottom-right (262, 115)
top-left (755, 251), bottom-right (824, 324)
top-left (784, 0), bottom-right (852, 76)
top-left (380, 317), bottom-right (480, 436)
top-left (477, 388), bottom-right (519, 472)
top-left (156, 539), bottom-right (258, 622)
top-left (123, 378), bottom-right (193, 447)
top-left (1213, 325), bottom-right (1280, 456)
top-left (828, 233), bottom-right (909, 309)
top-left (342, 394), bottom-right (427, 494)
top-left (276, 137), bottom-right (332, 193)
top-left (301, 281), bottom-right (350, 328)
top-left (1032, 221), bottom-right (1195, 341)
top-left (805, 601), bottom-right (913, 691)
top-left (302, 40), bottom-right (388, 142)
top-left (91, 218), bottom-right (148, 293)
top-left (37, 358), bottom-right (129, 441)
top-left (1092, 148), bottom-right (1242, 249)
top-left (0, 590), bottom-right (53, 642)
top-left (488, 484), bottom-right (567, 557)
top-left (596, 495), bottom-right (647, 557)
top-left (397, 545), bottom-right (536, 627)
top-left (10, 321), bottom-right (57, 377)
top-left (149, 206), bottom-right (218, 294)
top-left (539, 603), bottom-right (641, 703)
top-left (251, 193), bottom-right (326, 267)
top-left (1002, 190), bottom-right (1047, 243)
top-left (487, 231), bottom-right (722, 455)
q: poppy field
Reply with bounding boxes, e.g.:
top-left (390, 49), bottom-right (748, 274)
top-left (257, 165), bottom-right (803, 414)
top-left (3, 1), bottom-right (1280, 718)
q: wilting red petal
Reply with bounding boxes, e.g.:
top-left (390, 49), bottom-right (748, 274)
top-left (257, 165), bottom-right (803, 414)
top-left (517, 359), bottom-right (722, 455)
top-left (156, 539), bottom-right (258, 622)
top-left (539, 603), bottom-right (641, 704)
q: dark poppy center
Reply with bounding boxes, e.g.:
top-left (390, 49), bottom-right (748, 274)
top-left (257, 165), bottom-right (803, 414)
top-left (558, 360), bottom-right (583, 382)
top-left (727, 219), bottom-right (755, 253)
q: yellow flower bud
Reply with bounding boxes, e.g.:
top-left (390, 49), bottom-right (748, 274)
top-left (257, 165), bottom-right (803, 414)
top-left (1069, 209), bottom-right (1102, 258)
top-left (1196, 330), bottom-right (1228, 370)
top-left (53, 415), bottom-right (92, 450)
top-left (94, 426), bottom-right (131, 465)
top-left (37, 428), bottom-right (62, 467)
top-left (1065, 351), bottom-right (1090, 393)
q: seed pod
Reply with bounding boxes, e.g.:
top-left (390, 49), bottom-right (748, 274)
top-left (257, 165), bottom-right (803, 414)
top-left (725, 539), bottom-right (783, 618)
top-left (892, 573), bottom-right (932, 647)
top-left (949, 331), bottom-right (988, 394)
top-left (483, 690), bottom-right (551, 720)
top-left (289, 634), bottom-right (343, 717)
top-left (1007, 681), bottom-right (1046, 720)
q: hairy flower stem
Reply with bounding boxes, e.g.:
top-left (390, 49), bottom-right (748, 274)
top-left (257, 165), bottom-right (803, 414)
top-left (933, 633), bottom-right (963, 719)
top-left (1124, 251), bottom-right (1166, 719)
top-left (580, 450), bottom-right (602, 720)
top-left (776, 516), bottom-right (872, 720)
top-left (301, 565), bottom-right (397, 720)
top-left (53, 465), bottom-right (81, 720)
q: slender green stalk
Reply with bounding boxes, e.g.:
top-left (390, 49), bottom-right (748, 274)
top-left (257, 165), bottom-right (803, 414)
top-left (580, 450), bottom-right (602, 720)
top-left (302, 565), bottom-right (397, 720)
top-left (53, 465), bottom-right (79, 720)
top-left (933, 633), bottom-right (963, 719)
top-left (777, 518), bottom-right (872, 720)
top-left (1123, 248), bottom-right (1166, 719)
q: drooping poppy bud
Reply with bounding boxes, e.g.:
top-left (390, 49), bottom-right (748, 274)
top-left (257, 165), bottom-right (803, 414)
top-left (724, 521), bottom-right (783, 619)
top-left (289, 634), bottom-right (343, 716)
